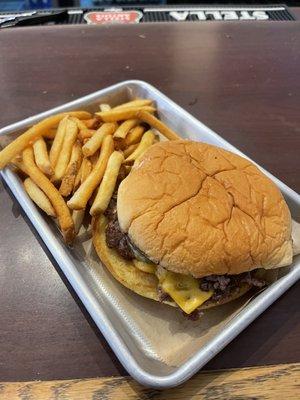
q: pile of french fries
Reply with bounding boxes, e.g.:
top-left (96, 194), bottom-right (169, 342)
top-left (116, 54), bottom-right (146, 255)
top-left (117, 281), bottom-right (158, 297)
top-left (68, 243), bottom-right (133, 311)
top-left (0, 99), bottom-right (180, 244)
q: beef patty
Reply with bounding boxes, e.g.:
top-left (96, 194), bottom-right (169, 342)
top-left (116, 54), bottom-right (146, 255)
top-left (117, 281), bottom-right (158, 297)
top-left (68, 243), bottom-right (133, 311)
top-left (200, 273), bottom-right (265, 302)
top-left (104, 193), bottom-right (134, 260)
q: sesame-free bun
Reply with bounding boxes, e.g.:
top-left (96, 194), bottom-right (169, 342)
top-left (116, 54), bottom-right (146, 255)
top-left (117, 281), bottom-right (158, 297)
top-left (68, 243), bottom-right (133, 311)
top-left (117, 141), bottom-right (292, 278)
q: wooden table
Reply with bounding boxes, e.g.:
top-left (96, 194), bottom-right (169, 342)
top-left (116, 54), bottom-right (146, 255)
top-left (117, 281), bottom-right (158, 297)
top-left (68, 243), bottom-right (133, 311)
top-left (0, 21), bottom-right (299, 398)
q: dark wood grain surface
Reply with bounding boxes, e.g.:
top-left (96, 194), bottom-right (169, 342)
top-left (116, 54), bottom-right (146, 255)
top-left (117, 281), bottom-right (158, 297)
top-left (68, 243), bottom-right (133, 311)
top-left (0, 22), bottom-right (299, 382)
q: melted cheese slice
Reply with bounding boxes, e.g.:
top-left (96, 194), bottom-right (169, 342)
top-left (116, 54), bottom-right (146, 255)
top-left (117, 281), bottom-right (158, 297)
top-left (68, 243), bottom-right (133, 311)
top-left (157, 269), bottom-right (213, 314)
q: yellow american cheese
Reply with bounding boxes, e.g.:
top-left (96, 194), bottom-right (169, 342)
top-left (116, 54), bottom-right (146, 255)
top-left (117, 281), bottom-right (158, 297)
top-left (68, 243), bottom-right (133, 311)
top-left (131, 260), bottom-right (213, 313)
top-left (157, 269), bottom-right (213, 314)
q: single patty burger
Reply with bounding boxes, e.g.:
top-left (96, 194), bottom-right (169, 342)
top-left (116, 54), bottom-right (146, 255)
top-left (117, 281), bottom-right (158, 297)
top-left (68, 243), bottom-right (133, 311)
top-left (93, 140), bottom-right (293, 317)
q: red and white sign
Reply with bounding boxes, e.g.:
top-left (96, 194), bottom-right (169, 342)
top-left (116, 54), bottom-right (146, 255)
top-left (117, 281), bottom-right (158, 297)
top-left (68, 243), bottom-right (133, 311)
top-left (84, 11), bottom-right (143, 25)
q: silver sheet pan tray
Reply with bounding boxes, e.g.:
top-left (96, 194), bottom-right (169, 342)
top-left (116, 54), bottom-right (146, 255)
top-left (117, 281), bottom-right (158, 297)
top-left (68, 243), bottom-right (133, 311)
top-left (0, 81), bottom-right (299, 388)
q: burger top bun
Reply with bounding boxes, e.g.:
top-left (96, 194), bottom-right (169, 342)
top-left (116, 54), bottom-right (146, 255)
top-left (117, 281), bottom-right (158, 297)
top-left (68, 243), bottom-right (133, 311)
top-left (118, 140), bottom-right (292, 278)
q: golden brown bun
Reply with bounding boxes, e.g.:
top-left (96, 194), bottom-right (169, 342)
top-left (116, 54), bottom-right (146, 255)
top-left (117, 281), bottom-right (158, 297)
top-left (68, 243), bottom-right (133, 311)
top-left (118, 140), bottom-right (292, 278)
top-left (92, 215), bottom-right (252, 309)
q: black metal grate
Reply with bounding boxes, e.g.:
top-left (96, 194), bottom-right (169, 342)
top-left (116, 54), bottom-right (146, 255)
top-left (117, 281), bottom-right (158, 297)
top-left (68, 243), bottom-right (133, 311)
top-left (0, 5), bottom-right (296, 27)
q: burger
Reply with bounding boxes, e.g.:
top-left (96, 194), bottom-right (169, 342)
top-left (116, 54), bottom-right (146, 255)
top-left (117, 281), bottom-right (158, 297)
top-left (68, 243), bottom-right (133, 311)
top-left (93, 140), bottom-right (293, 318)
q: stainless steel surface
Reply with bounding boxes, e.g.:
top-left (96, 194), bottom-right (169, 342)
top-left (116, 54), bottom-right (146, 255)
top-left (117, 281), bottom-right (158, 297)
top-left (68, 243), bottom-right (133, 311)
top-left (0, 80), bottom-right (299, 389)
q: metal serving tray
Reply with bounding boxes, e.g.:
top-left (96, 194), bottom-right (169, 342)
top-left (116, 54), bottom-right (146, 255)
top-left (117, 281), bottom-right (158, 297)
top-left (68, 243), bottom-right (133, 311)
top-left (0, 81), bottom-right (299, 389)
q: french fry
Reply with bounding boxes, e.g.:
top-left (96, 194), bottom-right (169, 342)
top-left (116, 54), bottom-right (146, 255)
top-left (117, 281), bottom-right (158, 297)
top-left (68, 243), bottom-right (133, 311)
top-left (53, 118), bottom-right (78, 182)
top-left (90, 151), bottom-right (124, 216)
top-left (123, 143), bottom-right (138, 158)
top-left (49, 116), bottom-right (68, 168)
top-left (59, 141), bottom-right (82, 197)
top-left (125, 130), bottom-right (155, 163)
top-left (33, 137), bottom-right (53, 176)
top-left (78, 129), bottom-right (96, 141)
top-left (22, 147), bottom-right (74, 243)
top-left (81, 158), bottom-right (93, 183)
top-left (72, 209), bottom-right (85, 234)
top-left (10, 157), bottom-right (28, 175)
top-left (24, 178), bottom-right (56, 217)
top-left (83, 118), bottom-right (99, 129)
top-left (73, 161), bottom-right (83, 192)
top-left (99, 104), bottom-right (111, 112)
top-left (59, 162), bottom-right (78, 196)
top-left (0, 111), bottom-right (90, 170)
top-left (136, 111), bottom-right (180, 141)
top-left (95, 106), bottom-right (156, 122)
top-left (113, 99), bottom-right (153, 110)
top-left (124, 125), bottom-right (145, 146)
top-left (72, 117), bottom-right (89, 132)
top-left (113, 119), bottom-right (139, 140)
top-left (71, 117), bottom-right (93, 142)
top-left (12, 154), bottom-right (22, 162)
top-left (82, 122), bottom-right (116, 157)
top-left (67, 135), bottom-right (114, 210)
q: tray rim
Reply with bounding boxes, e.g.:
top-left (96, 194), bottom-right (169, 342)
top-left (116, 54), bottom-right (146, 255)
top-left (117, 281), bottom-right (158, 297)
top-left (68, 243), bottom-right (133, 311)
top-left (0, 79), bottom-right (299, 389)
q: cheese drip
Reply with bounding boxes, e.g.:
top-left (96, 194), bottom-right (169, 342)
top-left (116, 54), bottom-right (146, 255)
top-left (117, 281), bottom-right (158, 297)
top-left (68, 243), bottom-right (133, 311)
top-left (156, 268), bottom-right (213, 314)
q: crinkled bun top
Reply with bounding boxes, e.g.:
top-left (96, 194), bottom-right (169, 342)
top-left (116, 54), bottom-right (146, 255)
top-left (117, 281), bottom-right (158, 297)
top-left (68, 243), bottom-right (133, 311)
top-left (117, 140), bottom-right (292, 277)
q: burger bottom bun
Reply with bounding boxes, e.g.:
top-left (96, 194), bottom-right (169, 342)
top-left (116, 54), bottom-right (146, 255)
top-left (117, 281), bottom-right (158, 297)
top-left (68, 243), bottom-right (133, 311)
top-left (92, 216), bottom-right (260, 311)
